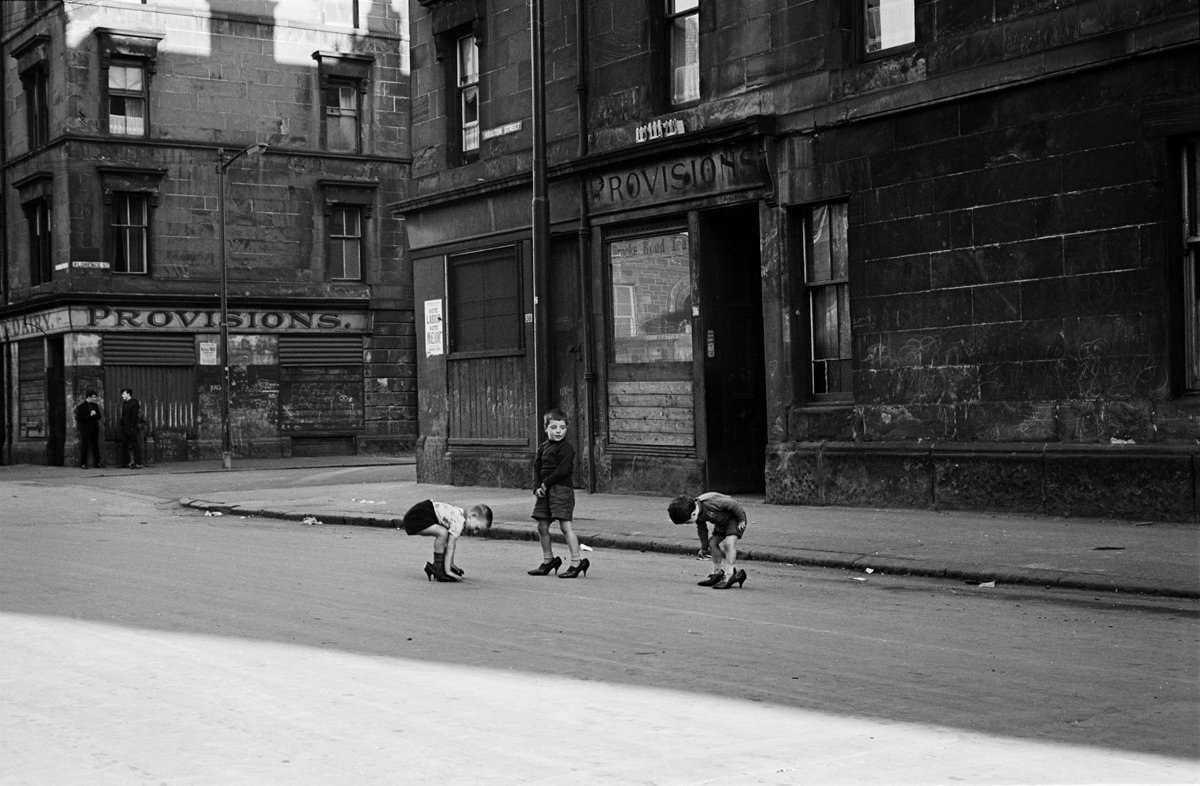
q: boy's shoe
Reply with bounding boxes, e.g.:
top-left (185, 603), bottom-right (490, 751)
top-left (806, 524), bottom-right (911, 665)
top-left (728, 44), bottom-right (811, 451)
top-left (713, 568), bottom-right (747, 589)
top-left (697, 570), bottom-right (725, 586)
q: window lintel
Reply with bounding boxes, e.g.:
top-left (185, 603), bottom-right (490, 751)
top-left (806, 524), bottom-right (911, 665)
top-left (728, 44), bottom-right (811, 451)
top-left (96, 28), bottom-right (163, 70)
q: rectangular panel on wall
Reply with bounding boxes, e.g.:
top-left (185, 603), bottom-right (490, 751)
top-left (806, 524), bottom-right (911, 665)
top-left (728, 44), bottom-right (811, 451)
top-left (102, 334), bottom-right (196, 365)
top-left (279, 367), bottom-right (364, 432)
top-left (448, 355), bottom-right (528, 444)
top-left (608, 379), bottom-right (695, 448)
top-left (103, 366), bottom-right (196, 433)
top-left (18, 338), bottom-right (46, 439)
top-left (278, 335), bottom-right (363, 366)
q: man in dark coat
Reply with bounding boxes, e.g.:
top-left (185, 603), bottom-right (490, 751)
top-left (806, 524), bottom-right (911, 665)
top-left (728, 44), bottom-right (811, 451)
top-left (73, 389), bottom-right (104, 469)
top-left (119, 388), bottom-right (144, 469)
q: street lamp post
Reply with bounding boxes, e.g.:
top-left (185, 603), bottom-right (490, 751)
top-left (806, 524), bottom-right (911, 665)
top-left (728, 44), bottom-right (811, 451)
top-left (216, 143), bottom-right (267, 470)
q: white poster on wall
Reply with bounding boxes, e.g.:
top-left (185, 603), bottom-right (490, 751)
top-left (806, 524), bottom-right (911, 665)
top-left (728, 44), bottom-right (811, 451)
top-left (424, 299), bottom-right (444, 357)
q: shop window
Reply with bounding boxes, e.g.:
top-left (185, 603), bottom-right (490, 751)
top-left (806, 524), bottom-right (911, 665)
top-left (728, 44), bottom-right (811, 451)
top-left (609, 231), bottom-right (693, 364)
top-left (111, 192), bottom-right (150, 275)
top-left (328, 205), bottom-right (363, 280)
top-left (448, 248), bottom-right (521, 355)
top-left (864, 0), bottom-right (915, 55)
top-left (665, 0), bottom-right (700, 106)
top-left (1183, 138), bottom-right (1200, 391)
top-left (20, 63), bottom-right (49, 149)
top-left (25, 198), bottom-right (52, 286)
top-left (457, 33), bottom-right (480, 155)
top-left (803, 203), bottom-right (852, 398)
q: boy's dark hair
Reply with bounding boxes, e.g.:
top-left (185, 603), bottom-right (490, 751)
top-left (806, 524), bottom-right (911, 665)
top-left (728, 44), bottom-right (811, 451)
top-left (471, 504), bottom-right (493, 529)
top-left (84, 389), bottom-right (97, 398)
top-left (543, 408), bottom-right (568, 427)
top-left (121, 387), bottom-right (133, 396)
top-left (667, 495), bottom-right (697, 524)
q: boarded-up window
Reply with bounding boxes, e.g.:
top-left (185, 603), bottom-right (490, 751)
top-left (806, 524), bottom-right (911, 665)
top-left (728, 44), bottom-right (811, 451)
top-left (18, 338), bottom-right (46, 439)
top-left (103, 334), bottom-right (197, 435)
top-left (278, 336), bottom-right (364, 433)
top-left (448, 247), bottom-right (522, 355)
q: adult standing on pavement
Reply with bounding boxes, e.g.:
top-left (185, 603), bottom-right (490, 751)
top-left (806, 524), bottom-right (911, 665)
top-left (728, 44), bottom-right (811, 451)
top-left (119, 388), bottom-right (144, 469)
top-left (73, 389), bottom-right (104, 469)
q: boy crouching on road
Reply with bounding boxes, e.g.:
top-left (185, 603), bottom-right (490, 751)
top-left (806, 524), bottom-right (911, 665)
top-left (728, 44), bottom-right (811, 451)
top-left (401, 500), bottom-right (492, 582)
top-left (668, 492), bottom-right (748, 589)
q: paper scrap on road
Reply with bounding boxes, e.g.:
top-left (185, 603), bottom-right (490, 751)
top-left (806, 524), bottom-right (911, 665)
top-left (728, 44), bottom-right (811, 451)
top-left (301, 516), bottom-right (323, 526)
top-left (204, 511), bottom-right (222, 517)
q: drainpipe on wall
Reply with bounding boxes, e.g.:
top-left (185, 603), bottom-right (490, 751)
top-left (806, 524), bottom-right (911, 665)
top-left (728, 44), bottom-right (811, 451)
top-left (530, 0), bottom-right (550, 419)
top-left (574, 0), bottom-right (596, 492)
top-left (0, 7), bottom-right (11, 464)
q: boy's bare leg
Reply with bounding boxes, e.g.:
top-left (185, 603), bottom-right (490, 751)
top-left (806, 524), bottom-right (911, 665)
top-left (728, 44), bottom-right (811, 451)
top-left (720, 534), bottom-right (738, 574)
top-left (708, 534), bottom-right (723, 573)
top-left (559, 520), bottom-right (581, 563)
top-left (535, 520), bottom-right (554, 560)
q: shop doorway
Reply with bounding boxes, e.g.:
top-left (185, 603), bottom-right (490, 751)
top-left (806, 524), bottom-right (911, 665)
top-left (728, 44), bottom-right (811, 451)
top-left (698, 204), bottom-right (766, 492)
top-left (46, 336), bottom-right (65, 466)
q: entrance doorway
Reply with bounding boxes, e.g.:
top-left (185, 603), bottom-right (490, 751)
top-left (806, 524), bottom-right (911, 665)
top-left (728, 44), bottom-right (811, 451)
top-left (698, 204), bottom-right (766, 493)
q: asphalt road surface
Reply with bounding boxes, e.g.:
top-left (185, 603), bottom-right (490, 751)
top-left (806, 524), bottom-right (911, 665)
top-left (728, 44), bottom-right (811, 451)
top-left (1, 465), bottom-right (1197, 784)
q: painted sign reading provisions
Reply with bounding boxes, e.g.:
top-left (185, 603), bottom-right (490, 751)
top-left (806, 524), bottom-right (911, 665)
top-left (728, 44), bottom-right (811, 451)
top-left (82, 306), bottom-right (367, 332)
top-left (0, 307), bottom-right (368, 339)
top-left (587, 144), bottom-right (762, 212)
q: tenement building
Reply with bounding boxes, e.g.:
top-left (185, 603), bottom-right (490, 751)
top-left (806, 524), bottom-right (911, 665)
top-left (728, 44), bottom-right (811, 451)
top-left (397, 0), bottom-right (1200, 519)
top-left (1, 0), bottom-right (414, 464)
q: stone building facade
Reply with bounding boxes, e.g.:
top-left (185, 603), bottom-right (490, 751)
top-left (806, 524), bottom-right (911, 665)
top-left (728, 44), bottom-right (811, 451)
top-left (396, 0), bottom-right (1199, 520)
top-left (1, 0), bottom-right (415, 465)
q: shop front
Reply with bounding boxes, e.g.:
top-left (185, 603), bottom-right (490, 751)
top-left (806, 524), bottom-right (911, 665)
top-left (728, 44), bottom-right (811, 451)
top-left (1, 302), bottom-right (373, 465)
top-left (398, 120), bottom-right (780, 496)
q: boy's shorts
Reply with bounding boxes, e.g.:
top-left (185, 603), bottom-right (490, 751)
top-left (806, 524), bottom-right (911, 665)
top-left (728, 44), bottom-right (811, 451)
top-left (402, 499), bottom-right (439, 535)
top-left (711, 520), bottom-right (747, 541)
top-left (532, 484), bottom-right (575, 522)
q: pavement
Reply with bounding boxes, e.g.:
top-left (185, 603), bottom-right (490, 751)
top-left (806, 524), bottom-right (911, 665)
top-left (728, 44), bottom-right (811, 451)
top-left (161, 455), bottom-right (1200, 600)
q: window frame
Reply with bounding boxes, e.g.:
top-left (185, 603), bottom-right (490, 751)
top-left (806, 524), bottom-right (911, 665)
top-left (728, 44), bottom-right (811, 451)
top-left (104, 57), bottom-right (149, 138)
top-left (606, 224), bottom-right (694, 367)
top-left (457, 33), bottom-right (481, 155)
top-left (327, 204), bottom-right (364, 281)
top-left (799, 202), bottom-right (853, 402)
top-left (664, 0), bottom-right (700, 108)
top-left (24, 197), bottom-right (52, 286)
top-left (861, 0), bottom-right (917, 59)
top-left (322, 76), bottom-right (363, 153)
top-left (1182, 139), bottom-right (1200, 392)
top-left (20, 62), bottom-right (49, 149)
top-left (110, 191), bottom-right (151, 275)
top-left (446, 246), bottom-right (524, 358)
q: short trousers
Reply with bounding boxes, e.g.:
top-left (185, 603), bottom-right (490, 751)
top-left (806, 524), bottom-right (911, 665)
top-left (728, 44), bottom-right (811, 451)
top-left (532, 484), bottom-right (575, 522)
top-left (402, 499), bottom-right (440, 535)
top-left (710, 519), bottom-right (746, 541)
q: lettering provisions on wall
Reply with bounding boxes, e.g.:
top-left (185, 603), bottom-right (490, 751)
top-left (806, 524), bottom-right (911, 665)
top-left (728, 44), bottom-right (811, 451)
top-left (587, 144), bottom-right (763, 213)
top-left (0, 306), bottom-right (369, 339)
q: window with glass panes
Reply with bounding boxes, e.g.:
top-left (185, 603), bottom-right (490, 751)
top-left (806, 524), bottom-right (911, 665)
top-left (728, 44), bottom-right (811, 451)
top-left (666, 0), bottom-right (699, 105)
top-left (804, 204), bottom-right (851, 397)
top-left (329, 206), bottom-right (362, 280)
top-left (458, 34), bottom-right (480, 153)
top-left (112, 193), bottom-right (149, 274)
top-left (864, 0), bottom-right (915, 54)
top-left (108, 61), bottom-right (146, 136)
top-left (323, 78), bottom-right (361, 152)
